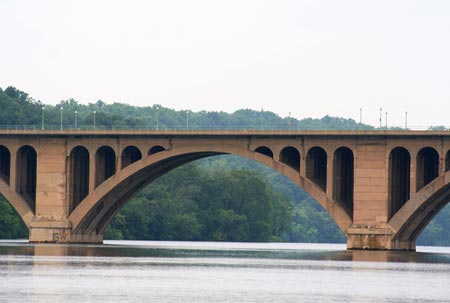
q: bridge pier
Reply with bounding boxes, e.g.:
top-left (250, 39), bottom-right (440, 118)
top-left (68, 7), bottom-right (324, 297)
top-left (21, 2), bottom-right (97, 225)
top-left (29, 221), bottom-right (103, 243)
top-left (347, 226), bottom-right (415, 251)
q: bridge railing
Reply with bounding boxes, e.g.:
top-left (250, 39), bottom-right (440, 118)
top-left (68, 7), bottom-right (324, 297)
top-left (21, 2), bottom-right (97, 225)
top-left (0, 124), bottom-right (448, 133)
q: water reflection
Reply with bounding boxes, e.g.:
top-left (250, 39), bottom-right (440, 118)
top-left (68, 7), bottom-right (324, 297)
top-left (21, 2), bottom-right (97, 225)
top-left (1, 241), bottom-right (450, 303)
top-left (1, 241), bottom-right (450, 264)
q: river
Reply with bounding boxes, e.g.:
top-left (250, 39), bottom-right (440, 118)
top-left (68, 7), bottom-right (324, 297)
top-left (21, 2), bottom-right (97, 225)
top-left (1, 240), bottom-right (449, 302)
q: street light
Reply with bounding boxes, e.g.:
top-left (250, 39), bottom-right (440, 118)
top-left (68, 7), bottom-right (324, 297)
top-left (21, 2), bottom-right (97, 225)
top-left (41, 106), bottom-right (45, 130)
top-left (186, 110), bottom-right (189, 130)
top-left (405, 111), bottom-right (408, 129)
top-left (260, 108), bottom-right (264, 130)
top-left (74, 110), bottom-right (78, 130)
top-left (288, 112), bottom-right (291, 131)
top-left (60, 106), bottom-right (63, 130)
top-left (379, 107), bottom-right (382, 128)
top-left (385, 111), bottom-right (388, 129)
top-left (93, 111), bottom-right (96, 129)
top-left (155, 105), bottom-right (160, 130)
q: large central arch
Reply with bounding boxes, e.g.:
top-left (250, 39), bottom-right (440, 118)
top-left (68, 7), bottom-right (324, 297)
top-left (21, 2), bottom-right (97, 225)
top-left (69, 146), bottom-right (352, 240)
top-left (389, 171), bottom-right (450, 247)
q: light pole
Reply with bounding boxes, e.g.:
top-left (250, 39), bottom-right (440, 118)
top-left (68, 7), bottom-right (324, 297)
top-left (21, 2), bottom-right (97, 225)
top-left (93, 111), bottom-right (96, 129)
top-left (359, 108), bottom-right (362, 125)
top-left (288, 112), bottom-right (291, 131)
top-left (379, 107), bottom-right (382, 128)
top-left (155, 106), bottom-right (160, 130)
top-left (186, 110), bottom-right (189, 130)
top-left (260, 108), bottom-right (264, 130)
top-left (405, 111), bottom-right (408, 129)
top-left (385, 111), bottom-right (388, 129)
top-left (75, 110), bottom-right (78, 129)
top-left (41, 106), bottom-right (45, 130)
top-left (60, 106), bottom-right (63, 130)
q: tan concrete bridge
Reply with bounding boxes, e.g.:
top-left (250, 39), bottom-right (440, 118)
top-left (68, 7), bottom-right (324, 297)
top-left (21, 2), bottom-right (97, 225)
top-left (0, 129), bottom-right (449, 250)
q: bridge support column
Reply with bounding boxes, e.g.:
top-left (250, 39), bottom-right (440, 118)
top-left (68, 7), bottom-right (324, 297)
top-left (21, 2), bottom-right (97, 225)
top-left (29, 221), bottom-right (103, 243)
top-left (347, 227), bottom-right (415, 251)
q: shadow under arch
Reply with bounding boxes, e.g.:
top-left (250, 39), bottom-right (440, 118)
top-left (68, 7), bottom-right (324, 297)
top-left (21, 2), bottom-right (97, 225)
top-left (69, 147), bottom-right (352, 239)
top-left (389, 170), bottom-right (450, 247)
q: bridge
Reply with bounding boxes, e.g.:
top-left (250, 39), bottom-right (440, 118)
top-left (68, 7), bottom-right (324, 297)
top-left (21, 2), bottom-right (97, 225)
top-left (0, 129), bottom-right (449, 250)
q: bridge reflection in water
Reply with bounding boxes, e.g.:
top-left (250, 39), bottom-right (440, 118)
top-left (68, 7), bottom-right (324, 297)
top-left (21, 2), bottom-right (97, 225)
top-left (0, 130), bottom-right (450, 250)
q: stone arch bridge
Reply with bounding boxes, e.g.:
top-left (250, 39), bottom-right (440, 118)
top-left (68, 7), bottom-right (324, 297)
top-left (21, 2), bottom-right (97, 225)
top-left (1, 129), bottom-right (450, 250)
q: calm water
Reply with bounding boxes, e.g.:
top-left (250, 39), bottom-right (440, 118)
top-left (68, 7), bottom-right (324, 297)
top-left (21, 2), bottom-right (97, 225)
top-left (1, 241), bottom-right (450, 303)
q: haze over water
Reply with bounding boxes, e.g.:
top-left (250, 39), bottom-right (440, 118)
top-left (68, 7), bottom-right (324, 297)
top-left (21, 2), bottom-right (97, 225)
top-left (1, 241), bottom-right (449, 303)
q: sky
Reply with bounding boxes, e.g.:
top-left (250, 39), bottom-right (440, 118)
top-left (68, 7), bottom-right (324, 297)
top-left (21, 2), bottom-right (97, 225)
top-left (1, 0), bottom-right (449, 128)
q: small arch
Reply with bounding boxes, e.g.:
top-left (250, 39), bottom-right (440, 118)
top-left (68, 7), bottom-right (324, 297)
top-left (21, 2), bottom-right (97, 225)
top-left (446, 150), bottom-right (450, 172)
top-left (95, 146), bottom-right (116, 187)
top-left (416, 147), bottom-right (439, 191)
top-left (0, 146), bottom-right (11, 183)
top-left (389, 147), bottom-right (410, 219)
top-left (333, 147), bottom-right (354, 217)
top-left (255, 146), bottom-right (273, 158)
top-left (280, 146), bottom-right (300, 172)
top-left (306, 147), bottom-right (327, 191)
top-left (16, 145), bottom-right (37, 212)
top-left (121, 146), bottom-right (142, 169)
top-left (148, 145), bottom-right (165, 155)
top-left (70, 146), bottom-right (90, 211)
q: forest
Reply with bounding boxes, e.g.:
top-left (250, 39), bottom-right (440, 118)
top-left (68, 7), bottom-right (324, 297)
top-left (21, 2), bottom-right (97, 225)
top-left (0, 86), bottom-right (449, 245)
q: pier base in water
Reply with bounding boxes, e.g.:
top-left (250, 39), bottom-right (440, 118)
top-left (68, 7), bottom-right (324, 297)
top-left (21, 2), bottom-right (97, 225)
top-left (347, 227), bottom-right (415, 251)
top-left (29, 221), bottom-right (103, 244)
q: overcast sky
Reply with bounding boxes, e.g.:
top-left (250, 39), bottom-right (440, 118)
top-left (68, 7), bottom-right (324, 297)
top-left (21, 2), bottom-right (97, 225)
top-left (1, 1), bottom-right (449, 128)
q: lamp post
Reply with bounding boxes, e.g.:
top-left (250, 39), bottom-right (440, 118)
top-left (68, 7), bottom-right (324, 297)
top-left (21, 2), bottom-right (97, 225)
top-left (260, 108), bottom-right (264, 130)
top-left (288, 112), bottom-right (291, 131)
top-left (74, 110), bottom-right (78, 130)
top-left (405, 111), bottom-right (408, 129)
top-left (93, 111), bottom-right (96, 129)
top-left (385, 111), bottom-right (388, 129)
top-left (379, 107), bottom-right (382, 128)
top-left (186, 110), bottom-right (189, 130)
top-left (41, 106), bottom-right (45, 130)
top-left (60, 106), bottom-right (63, 130)
top-left (155, 106), bottom-right (160, 130)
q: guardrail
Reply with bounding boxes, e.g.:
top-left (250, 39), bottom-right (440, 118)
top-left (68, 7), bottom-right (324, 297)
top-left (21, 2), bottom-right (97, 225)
top-left (0, 124), bottom-right (448, 132)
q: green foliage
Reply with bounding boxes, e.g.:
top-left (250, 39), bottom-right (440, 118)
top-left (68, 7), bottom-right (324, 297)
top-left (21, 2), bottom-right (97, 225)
top-left (418, 204), bottom-right (450, 246)
top-left (105, 163), bottom-right (295, 242)
top-left (0, 86), bottom-right (374, 131)
top-left (0, 194), bottom-right (28, 239)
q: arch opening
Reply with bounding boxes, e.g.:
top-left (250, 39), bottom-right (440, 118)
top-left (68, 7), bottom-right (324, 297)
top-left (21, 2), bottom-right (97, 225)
top-left (97, 154), bottom-right (345, 243)
top-left (280, 146), bottom-right (300, 172)
top-left (148, 145), bottom-right (165, 155)
top-left (389, 147), bottom-right (410, 219)
top-left (71, 149), bottom-right (350, 243)
top-left (446, 150), bottom-right (450, 172)
top-left (70, 146), bottom-right (90, 211)
top-left (255, 146), bottom-right (273, 158)
top-left (95, 146), bottom-right (116, 187)
top-left (333, 147), bottom-right (354, 217)
top-left (306, 147), bottom-right (327, 191)
top-left (0, 146), bottom-right (11, 183)
top-left (16, 145), bottom-right (37, 212)
top-left (121, 146), bottom-right (142, 169)
top-left (416, 147), bottom-right (439, 191)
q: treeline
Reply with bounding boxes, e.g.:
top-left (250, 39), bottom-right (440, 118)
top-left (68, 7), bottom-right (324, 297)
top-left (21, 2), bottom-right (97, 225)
top-left (0, 86), bottom-right (448, 245)
top-left (0, 86), bottom-right (373, 131)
